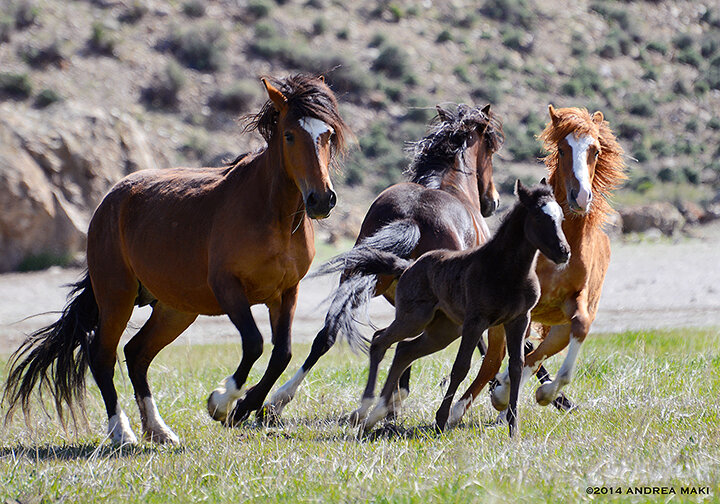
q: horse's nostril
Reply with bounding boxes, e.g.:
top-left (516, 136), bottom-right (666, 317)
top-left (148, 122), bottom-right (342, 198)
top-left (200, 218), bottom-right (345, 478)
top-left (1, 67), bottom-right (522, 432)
top-left (328, 190), bottom-right (337, 210)
top-left (306, 192), bottom-right (318, 209)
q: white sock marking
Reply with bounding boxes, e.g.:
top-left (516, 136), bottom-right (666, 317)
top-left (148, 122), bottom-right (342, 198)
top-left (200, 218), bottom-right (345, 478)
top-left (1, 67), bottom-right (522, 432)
top-left (140, 396), bottom-right (179, 444)
top-left (108, 405), bottom-right (138, 445)
top-left (556, 336), bottom-right (582, 385)
top-left (266, 368), bottom-right (309, 416)
top-left (365, 397), bottom-right (388, 429)
top-left (447, 397), bottom-right (472, 428)
top-left (208, 376), bottom-right (245, 421)
top-left (565, 133), bottom-right (594, 210)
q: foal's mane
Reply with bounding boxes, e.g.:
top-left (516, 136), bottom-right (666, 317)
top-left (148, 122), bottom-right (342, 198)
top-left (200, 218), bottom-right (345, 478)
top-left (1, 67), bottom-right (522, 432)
top-left (539, 107), bottom-right (627, 226)
top-left (241, 74), bottom-right (350, 162)
top-left (405, 104), bottom-right (504, 188)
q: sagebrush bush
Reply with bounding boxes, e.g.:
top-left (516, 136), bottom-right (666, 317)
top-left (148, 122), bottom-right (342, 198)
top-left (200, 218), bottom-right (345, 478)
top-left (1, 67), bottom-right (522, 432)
top-left (209, 82), bottom-right (258, 112)
top-left (0, 16), bottom-right (12, 43)
top-left (141, 61), bottom-right (186, 108)
top-left (168, 23), bottom-right (227, 71)
top-left (625, 94), bottom-right (654, 117)
top-left (372, 43), bottom-right (412, 80)
top-left (118, 0), bottom-right (148, 23)
top-left (0, 71), bottom-right (32, 99)
top-left (20, 41), bottom-right (65, 68)
top-left (89, 22), bottom-right (117, 56)
top-left (34, 88), bottom-right (62, 108)
top-left (182, 0), bottom-right (205, 17)
top-left (14, 0), bottom-right (39, 29)
top-left (480, 0), bottom-right (533, 29)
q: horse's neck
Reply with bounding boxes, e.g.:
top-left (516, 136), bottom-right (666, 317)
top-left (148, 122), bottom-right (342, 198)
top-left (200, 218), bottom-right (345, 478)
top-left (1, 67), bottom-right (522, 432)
top-left (226, 146), bottom-right (306, 231)
top-left (438, 148), bottom-right (482, 214)
top-left (484, 205), bottom-right (537, 276)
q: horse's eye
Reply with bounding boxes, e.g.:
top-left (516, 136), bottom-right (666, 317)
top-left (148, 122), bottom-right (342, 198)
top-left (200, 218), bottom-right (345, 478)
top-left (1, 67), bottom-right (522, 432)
top-left (558, 148), bottom-right (564, 157)
top-left (284, 131), bottom-right (294, 143)
top-left (594, 151), bottom-right (599, 158)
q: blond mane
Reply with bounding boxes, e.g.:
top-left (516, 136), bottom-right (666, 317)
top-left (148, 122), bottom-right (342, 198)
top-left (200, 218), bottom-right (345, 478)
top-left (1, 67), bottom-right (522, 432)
top-left (539, 106), bottom-right (627, 227)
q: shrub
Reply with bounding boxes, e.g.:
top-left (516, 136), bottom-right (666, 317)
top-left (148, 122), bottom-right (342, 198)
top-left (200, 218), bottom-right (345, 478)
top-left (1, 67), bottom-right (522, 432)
top-left (0, 72), bottom-right (32, 99)
top-left (369, 32), bottom-right (387, 48)
top-left (672, 33), bottom-right (693, 50)
top-left (708, 117), bottom-right (720, 130)
top-left (18, 252), bottom-right (73, 272)
top-left (182, 0), bottom-right (205, 17)
top-left (89, 22), bottom-right (117, 56)
top-left (403, 95), bottom-right (432, 123)
top-left (626, 94), bottom-right (654, 117)
top-left (118, 0), bottom-right (148, 23)
top-left (700, 37), bottom-right (719, 58)
top-left (561, 65), bottom-right (603, 96)
top-left (657, 167), bottom-right (675, 182)
top-left (247, 0), bottom-right (272, 19)
top-left (677, 48), bottom-right (702, 68)
top-left (645, 40), bottom-right (667, 55)
top-left (167, 23), bottom-right (227, 71)
top-left (0, 16), bottom-right (12, 43)
top-left (471, 81), bottom-right (502, 104)
top-left (617, 120), bottom-right (646, 140)
top-left (336, 27), bottom-right (349, 40)
top-left (141, 61), bottom-right (185, 108)
top-left (34, 88), bottom-right (62, 108)
top-left (14, 0), bottom-right (39, 29)
top-left (633, 145), bottom-right (650, 163)
top-left (208, 82), bottom-right (258, 112)
top-left (453, 65), bottom-right (470, 84)
top-left (20, 41), bottom-right (65, 68)
top-left (436, 29), bottom-right (452, 43)
top-left (312, 17), bottom-right (327, 36)
top-left (480, 0), bottom-right (533, 30)
top-left (501, 27), bottom-right (532, 53)
top-left (682, 167), bottom-right (699, 184)
top-left (372, 43), bottom-right (412, 79)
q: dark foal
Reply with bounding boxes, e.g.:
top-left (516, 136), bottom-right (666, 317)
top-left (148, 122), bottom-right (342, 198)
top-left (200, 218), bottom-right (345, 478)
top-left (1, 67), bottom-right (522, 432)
top-left (337, 181), bottom-right (570, 437)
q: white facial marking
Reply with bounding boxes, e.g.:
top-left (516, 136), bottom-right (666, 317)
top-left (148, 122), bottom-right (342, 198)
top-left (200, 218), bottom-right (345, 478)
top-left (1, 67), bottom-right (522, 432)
top-left (299, 117), bottom-right (334, 155)
top-left (541, 200), bottom-right (564, 224)
top-left (564, 133), bottom-right (594, 210)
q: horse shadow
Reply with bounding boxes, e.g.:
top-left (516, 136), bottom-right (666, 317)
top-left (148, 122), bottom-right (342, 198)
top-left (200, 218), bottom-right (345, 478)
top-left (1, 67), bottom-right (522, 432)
top-left (0, 442), bottom-right (185, 462)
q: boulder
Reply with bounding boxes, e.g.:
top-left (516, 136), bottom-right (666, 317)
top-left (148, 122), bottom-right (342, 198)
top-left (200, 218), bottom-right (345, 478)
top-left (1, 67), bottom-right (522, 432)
top-left (0, 102), bottom-right (162, 272)
top-left (619, 202), bottom-right (685, 236)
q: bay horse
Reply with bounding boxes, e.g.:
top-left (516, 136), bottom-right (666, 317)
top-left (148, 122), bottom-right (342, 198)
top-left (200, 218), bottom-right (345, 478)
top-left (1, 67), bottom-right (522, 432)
top-left (447, 105), bottom-right (627, 428)
top-left (322, 181), bottom-right (570, 437)
top-left (259, 103), bottom-right (505, 421)
top-left (2, 74), bottom-right (350, 444)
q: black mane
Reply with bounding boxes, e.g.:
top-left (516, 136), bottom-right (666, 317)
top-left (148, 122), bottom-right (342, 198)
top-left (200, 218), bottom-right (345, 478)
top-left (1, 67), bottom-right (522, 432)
top-left (405, 104), bottom-right (504, 188)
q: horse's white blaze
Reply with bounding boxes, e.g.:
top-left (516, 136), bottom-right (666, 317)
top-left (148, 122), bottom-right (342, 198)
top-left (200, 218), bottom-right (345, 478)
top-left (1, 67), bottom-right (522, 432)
top-left (266, 368), bottom-right (308, 415)
top-left (565, 133), bottom-right (594, 209)
top-left (447, 397), bottom-right (472, 428)
top-left (108, 406), bottom-right (138, 445)
top-left (541, 200), bottom-right (564, 224)
top-left (208, 375), bottom-right (245, 421)
top-left (140, 396), bottom-right (179, 444)
top-left (299, 117), bottom-right (334, 156)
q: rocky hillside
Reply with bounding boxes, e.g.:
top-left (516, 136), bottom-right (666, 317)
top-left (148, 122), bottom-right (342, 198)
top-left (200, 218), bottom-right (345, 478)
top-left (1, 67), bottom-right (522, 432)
top-left (1, 0), bottom-right (719, 270)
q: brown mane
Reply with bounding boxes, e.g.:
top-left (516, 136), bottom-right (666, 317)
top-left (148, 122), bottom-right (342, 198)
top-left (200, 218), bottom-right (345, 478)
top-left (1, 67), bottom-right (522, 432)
top-left (241, 74), bottom-right (350, 164)
top-left (539, 106), bottom-right (627, 227)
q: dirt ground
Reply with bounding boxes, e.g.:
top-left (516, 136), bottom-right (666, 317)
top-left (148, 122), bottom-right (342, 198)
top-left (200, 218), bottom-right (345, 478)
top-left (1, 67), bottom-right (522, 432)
top-left (1, 223), bottom-right (719, 355)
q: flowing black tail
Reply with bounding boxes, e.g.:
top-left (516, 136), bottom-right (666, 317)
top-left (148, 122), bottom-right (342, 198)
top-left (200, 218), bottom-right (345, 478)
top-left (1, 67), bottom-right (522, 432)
top-left (2, 272), bottom-right (98, 425)
top-left (312, 219), bottom-right (419, 350)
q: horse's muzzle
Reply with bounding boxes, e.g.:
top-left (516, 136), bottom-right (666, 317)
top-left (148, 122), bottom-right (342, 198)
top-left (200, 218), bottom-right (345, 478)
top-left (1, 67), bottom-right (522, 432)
top-left (481, 194), bottom-right (500, 217)
top-left (305, 189), bottom-right (337, 219)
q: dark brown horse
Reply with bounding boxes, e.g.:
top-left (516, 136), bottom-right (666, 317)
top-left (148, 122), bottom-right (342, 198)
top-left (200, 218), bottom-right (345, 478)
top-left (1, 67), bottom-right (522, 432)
top-left (258, 104), bottom-right (505, 421)
top-left (2, 74), bottom-right (349, 444)
top-left (449, 105), bottom-right (627, 427)
top-left (321, 181), bottom-right (570, 437)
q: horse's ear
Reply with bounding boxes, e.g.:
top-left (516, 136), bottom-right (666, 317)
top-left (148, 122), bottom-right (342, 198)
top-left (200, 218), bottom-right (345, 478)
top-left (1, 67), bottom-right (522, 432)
top-left (515, 179), bottom-right (531, 205)
top-left (592, 110), bottom-right (604, 124)
top-left (262, 78), bottom-right (288, 113)
top-left (548, 104), bottom-right (560, 126)
top-left (540, 177), bottom-right (548, 186)
top-left (318, 75), bottom-right (325, 83)
top-left (481, 104), bottom-right (491, 115)
top-left (436, 105), bottom-right (452, 122)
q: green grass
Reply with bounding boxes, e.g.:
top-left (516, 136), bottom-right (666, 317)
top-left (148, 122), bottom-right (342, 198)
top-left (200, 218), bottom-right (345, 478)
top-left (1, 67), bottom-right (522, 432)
top-left (2, 328), bottom-right (719, 502)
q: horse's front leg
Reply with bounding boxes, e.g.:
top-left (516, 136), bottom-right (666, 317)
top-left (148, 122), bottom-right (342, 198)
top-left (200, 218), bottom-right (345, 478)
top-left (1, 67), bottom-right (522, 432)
top-left (229, 285), bottom-right (298, 426)
top-left (534, 296), bottom-right (590, 406)
top-left (207, 276), bottom-right (264, 423)
top-left (502, 314), bottom-right (531, 437)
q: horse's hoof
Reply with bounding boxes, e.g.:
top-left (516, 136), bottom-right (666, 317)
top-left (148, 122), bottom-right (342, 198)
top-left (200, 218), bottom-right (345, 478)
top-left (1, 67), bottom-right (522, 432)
top-left (490, 387), bottom-right (509, 411)
top-left (257, 404), bottom-right (282, 426)
top-left (535, 382), bottom-right (557, 406)
top-left (108, 411), bottom-right (138, 446)
top-left (227, 400), bottom-right (254, 427)
top-left (551, 393), bottom-right (577, 412)
top-left (207, 390), bottom-right (229, 422)
top-left (143, 428), bottom-right (180, 445)
top-left (446, 398), bottom-right (471, 429)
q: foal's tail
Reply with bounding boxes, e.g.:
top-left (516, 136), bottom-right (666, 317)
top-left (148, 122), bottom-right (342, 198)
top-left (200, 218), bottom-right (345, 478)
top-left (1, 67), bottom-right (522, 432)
top-left (2, 272), bottom-right (98, 426)
top-left (312, 219), bottom-right (419, 350)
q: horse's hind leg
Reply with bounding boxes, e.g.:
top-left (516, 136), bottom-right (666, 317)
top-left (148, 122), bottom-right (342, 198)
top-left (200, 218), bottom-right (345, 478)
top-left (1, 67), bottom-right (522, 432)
top-left (89, 278), bottom-right (138, 445)
top-left (124, 303), bottom-right (197, 444)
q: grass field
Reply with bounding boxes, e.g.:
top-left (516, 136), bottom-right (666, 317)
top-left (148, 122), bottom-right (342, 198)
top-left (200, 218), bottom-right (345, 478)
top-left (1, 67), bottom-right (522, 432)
top-left (1, 328), bottom-right (719, 503)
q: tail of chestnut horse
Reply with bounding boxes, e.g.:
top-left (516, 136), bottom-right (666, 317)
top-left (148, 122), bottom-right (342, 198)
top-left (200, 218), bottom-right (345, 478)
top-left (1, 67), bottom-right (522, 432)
top-left (312, 220), bottom-right (419, 350)
top-left (2, 272), bottom-right (98, 425)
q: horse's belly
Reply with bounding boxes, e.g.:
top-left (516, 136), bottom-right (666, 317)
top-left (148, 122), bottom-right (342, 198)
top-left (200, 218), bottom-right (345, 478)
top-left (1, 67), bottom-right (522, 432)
top-left (531, 302), bottom-right (568, 326)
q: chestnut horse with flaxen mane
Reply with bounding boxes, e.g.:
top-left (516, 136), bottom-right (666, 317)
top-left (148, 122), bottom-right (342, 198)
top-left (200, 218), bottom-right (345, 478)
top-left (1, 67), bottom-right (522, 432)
top-left (3, 74), bottom-right (350, 444)
top-left (447, 105), bottom-right (627, 428)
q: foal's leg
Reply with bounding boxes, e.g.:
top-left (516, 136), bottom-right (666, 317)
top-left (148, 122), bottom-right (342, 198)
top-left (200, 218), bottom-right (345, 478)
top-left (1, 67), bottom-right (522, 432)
top-left (228, 286), bottom-right (298, 425)
top-left (207, 277), bottom-right (264, 423)
top-left (447, 324), bottom-right (506, 428)
top-left (349, 305), bottom-right (435, 426)
top-left (503, 315), bottom-right (531, 437)
top-left (434, 320), bottom-right (487, 431)
top-left (124, 303), bottom-right (197, 444)
top-left (89, 280), bottom-right (138, 445)
top-left (364, 316), bottom-right (461, 429)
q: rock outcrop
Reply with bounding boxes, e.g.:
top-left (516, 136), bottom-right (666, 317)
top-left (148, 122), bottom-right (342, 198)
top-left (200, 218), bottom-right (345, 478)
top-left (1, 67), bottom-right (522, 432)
top-left (0, 102), bottom-right (163, 272)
